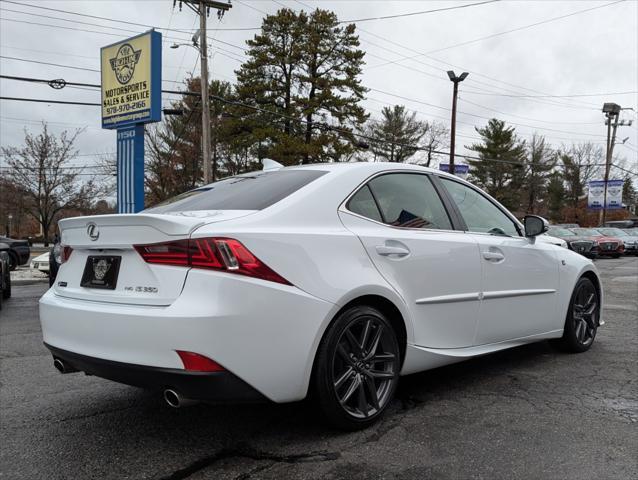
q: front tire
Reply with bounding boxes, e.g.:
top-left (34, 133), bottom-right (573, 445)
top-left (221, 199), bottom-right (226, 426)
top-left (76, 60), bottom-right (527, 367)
top-left (3, 268), bottom-right (11, 299)
top-left (552, 277), bottom-right (599, 353)
top-left (313, 305), bottom-right (400, 430)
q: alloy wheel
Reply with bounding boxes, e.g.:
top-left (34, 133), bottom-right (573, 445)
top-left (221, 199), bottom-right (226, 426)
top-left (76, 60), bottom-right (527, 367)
top-left (331, 316), bottom-right (398, 419)
top-left (572, 281), bottom-right (598, 346)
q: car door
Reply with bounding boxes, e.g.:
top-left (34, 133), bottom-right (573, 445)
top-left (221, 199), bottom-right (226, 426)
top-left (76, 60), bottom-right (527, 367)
top-left (339, 172), bottom-right (483, 349)
top-left (437, 176), bottom-right (560, 345)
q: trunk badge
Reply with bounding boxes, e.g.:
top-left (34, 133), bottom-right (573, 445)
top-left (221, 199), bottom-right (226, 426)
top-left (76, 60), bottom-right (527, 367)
top-left (87, 223), bottom-right (99, 241)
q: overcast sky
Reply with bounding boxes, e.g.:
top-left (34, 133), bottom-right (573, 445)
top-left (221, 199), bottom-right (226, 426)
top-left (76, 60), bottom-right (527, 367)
top-left (1, 0), bottom-right (637, 177)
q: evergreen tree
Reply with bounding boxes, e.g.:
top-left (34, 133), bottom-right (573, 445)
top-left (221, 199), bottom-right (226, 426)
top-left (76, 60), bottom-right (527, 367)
top-left (546, 171), bottom-right (566, 222)
top-left (523, 134), bottom-right (556, 213)
top-left (368, 105), bottom-right (427, 162)
top-left (622, 175), bottom-right (636, 208)
top-left (236, 8), bottom-right (367, 164)
top-left (467, 119), bottom-right (527, 211)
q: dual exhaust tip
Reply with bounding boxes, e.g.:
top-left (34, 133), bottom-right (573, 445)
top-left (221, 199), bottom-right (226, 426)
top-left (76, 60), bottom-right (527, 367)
top-left (163, 389), bottom-right (198, 408)
top-left (53, 358), bottom-right (78, 374)
top-left (53, 359), bottom-right (197, 409)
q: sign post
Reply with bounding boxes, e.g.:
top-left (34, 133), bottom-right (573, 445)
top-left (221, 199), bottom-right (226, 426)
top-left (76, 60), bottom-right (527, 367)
top-left (101, 30), bottom-right (162, 213)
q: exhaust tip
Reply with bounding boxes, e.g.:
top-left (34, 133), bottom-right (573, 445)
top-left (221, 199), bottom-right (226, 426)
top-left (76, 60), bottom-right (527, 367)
top-left (53, 358), bottom-right (65, 374)
top-left (164, 389), bottom-right (180, 408)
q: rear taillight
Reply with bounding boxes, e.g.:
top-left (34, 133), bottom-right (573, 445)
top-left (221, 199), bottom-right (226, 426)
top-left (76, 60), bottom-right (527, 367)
top-left (60, 246), bottom-right (73, 264)
top-left (134, 238), bottom-right (291, 285)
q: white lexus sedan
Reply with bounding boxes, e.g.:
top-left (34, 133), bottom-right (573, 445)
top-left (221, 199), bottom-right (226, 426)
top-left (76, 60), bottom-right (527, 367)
top-left (40, 162), bottom-right (602, 429)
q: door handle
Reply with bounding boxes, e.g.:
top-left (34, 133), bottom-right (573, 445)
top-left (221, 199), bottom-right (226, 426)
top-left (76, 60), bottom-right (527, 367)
top-left (376, 244), bottom-right (410, 257)
top-left (482, 251), bottom-right (505, 261)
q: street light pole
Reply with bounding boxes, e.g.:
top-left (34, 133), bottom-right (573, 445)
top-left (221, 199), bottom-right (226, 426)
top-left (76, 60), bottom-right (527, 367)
top-left (447, 71), bottom-right (468, 175)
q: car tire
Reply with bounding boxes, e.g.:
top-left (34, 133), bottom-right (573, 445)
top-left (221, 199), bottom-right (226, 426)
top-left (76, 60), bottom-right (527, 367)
top-left (3, 268), bottom-right (11, 299)
top-left (8, 252), bottom-right (18, 271)
top-left (551, 277), bottom-right (599, 353)
top-left (313, 305), bottom-right (400, 430)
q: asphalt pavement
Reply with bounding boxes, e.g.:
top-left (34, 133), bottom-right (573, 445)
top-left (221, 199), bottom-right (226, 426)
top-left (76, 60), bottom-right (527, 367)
top-left (1, 257), bottom-right (637, 479)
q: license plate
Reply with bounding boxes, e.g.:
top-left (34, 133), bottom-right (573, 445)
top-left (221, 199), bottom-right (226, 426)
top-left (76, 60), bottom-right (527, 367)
top-left (81, 256), bottom-right (121, 290)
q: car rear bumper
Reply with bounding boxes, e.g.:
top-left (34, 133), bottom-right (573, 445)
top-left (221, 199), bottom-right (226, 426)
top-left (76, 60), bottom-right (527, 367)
top-left (45, 343), bottom-right (267, 402)
top-left (39, 269), bottom-right (336, 403)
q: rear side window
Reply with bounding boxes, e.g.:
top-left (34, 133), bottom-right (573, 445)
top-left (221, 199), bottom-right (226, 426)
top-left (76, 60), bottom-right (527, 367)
top-left (347, 173), bottom-right (452, 230)
top-left (145, 170), bottom-right (327, 213)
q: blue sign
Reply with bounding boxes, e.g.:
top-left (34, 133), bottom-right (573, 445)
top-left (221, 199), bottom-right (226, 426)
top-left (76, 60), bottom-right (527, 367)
top-left (116, 125), bottom-right (145, 213)
top-left (439, 163), bottom-right (469, 177)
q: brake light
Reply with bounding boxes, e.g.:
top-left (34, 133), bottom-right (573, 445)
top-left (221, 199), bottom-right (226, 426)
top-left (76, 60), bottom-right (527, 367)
top-left (176, 351), bottom-right (225, 372)
top-left (60, 246), bottom-right (73, 264)
top-left (134, 238), bottom-right (291, 285)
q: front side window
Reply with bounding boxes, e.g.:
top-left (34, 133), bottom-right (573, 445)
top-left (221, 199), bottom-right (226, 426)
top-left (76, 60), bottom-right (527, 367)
top-left (439, 177), bottom-right (520, 236)
top-left (348, 173), bottom-right (452, 230)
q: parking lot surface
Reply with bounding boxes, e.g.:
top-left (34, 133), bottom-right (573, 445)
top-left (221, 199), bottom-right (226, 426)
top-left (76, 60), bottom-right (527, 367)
top-left (1, 257), bottom-right (637, 479)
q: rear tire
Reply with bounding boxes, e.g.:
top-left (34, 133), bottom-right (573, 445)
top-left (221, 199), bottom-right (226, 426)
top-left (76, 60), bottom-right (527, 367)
top-left (551, 277), bottom-right (599, 353)
top-left (3, 268), bottom-right (11, 299)
top-left (8, 252), bottom-right (18, 271)
top-left (313, 305), bottom-right (400, 430)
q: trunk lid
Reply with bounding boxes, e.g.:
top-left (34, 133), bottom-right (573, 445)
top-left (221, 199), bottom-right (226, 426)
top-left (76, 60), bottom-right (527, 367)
top-left (54, 211), bottom-right (255, 306)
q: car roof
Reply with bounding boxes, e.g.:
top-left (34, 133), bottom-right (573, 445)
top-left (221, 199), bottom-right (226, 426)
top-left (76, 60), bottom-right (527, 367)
top-left (280, 161), bottom-right (461, 182)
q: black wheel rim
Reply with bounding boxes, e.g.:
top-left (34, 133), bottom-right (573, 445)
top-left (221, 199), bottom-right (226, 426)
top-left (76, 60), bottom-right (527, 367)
top-left (573, 282), bottom-right (598, 346)
top-left (332, 316), bottom-right (398, 419)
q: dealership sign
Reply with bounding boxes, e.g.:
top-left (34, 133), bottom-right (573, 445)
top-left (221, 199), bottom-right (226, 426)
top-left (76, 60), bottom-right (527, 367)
top-left (101, 30), bottom-right (162, 213)
top-left (101, 30), bottom-right (161, 129)
top-left (588, 180), bottom-right (624, 210)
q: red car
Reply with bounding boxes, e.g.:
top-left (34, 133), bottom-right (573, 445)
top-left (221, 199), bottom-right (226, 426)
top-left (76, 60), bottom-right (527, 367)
top-left (571, 228), bottom-right (625, 258)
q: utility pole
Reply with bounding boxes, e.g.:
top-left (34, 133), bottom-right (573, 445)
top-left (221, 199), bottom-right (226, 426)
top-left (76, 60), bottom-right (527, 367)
top-left (175, 0), bottom-right (232, 184)
top-left (447, 71), bottom-right (468, 175)
top-left (600, 103), bottom-right (633, 225)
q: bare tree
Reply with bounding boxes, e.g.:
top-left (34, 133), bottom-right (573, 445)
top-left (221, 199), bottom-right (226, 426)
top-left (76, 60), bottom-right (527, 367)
top-left (421, 121), bottom-right (449, 167)
top-left (561, 142), bottom-right (604, 207)
top-left (2, 124), bottom-right (102, 244)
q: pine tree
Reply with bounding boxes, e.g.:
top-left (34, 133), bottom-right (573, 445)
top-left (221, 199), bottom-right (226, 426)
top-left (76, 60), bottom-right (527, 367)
top-left (523, 134), bottom-right (556, 213)
top-left (467, 119), bottom-right (527, 211)
top-left (235, 8), bottom-right (367, 164)
top-left (622, 174), bottom-right (636, 209)
top-left (546, 171), bottom-right (566, 222)
top-left (368, 105), bottom-right (427, 162)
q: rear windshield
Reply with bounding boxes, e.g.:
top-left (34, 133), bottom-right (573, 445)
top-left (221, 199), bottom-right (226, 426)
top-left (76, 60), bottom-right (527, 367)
top-left (145, 170), bottom-right (326, 213)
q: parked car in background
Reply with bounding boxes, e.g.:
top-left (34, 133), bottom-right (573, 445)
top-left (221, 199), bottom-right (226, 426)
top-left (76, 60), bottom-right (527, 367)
top-left (571, 228), bottom-right (624, 258)
top-left (30, 252), bottom-right (51, 274)
top-left (537, 234), bottom-right (567, 249)
top-left (623, 229), bottom-right (638, 237)
top-left (0, 236), bottom-right (30, 270)
top-left (0, 243), bottom-right (12, 309)
top-left (547, 227), bottom-right (599, 258)
top-left (554, 223), bottom-right (580, 229)
top-left (596, 228), bottom-right (638, 255)
top-left (604, 220), bottom-right (637, 229)
top-left (49, 242), bottom-right (62, 287)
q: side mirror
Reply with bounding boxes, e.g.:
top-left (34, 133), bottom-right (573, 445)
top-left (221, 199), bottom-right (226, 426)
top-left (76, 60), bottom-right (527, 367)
top-left (524, 215), bottom-right (549, 237)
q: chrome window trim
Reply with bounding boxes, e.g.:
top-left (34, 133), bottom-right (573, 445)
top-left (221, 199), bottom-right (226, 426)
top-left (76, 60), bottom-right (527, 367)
top-left (338, 169), bottom-right (458, 234)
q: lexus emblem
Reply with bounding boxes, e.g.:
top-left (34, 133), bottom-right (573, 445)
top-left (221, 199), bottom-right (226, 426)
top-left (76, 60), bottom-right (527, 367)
top-left (87, 223), bottom-right (99, 241)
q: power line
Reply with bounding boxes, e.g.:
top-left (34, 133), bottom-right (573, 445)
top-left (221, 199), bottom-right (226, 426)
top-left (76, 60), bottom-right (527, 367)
top-left (368, 0), bottom-right (626, 69)
top-left (340, 0), bottom-right (499, 23)
top-left (461, 90), bottom-right (638, 99)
